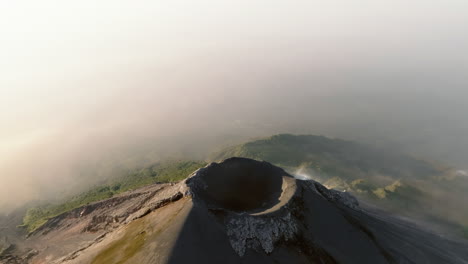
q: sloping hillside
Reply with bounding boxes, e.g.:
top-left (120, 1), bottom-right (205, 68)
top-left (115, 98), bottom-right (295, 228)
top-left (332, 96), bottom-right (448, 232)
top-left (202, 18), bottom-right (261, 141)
top-left (19, 160), bottom-right (206, 233)
top-left (2, 158), bottom-right (467, 264)
top-left (211, 134), bottom-right (440, 180)
top-left (210, 134), bottom-right (468, 238)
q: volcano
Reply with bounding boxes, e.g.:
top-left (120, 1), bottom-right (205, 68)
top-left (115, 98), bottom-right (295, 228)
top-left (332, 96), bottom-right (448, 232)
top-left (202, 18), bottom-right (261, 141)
top-left (3, 158), bottom-right (468, 264)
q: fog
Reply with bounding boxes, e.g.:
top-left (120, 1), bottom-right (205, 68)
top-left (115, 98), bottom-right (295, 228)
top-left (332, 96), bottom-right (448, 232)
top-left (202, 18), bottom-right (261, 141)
top-left (1, 0), bottom-right (468, 212)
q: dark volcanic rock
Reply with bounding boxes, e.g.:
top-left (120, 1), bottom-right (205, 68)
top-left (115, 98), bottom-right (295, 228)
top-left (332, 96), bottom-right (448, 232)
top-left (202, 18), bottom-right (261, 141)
top-left (6, 158), bottom-right (468, 264)
top-left (187, 158), bottom-right (285, 212)
top-left (168, 158), bottom-right (468, 264)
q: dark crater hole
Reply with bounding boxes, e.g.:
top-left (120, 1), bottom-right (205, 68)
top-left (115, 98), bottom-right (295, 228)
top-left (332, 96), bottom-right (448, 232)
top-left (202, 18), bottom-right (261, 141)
top-left (194, 158), bottom-right (286, 212)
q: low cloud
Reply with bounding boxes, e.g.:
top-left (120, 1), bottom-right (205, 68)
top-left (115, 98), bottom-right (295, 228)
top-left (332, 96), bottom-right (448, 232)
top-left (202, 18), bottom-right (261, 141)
top-left (1, 0), bottom-right (468, 212)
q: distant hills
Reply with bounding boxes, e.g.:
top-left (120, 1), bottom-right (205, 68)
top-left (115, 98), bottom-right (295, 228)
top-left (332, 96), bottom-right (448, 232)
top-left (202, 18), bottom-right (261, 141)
top-left (210, 134), bottom-right (468, 239)
top-left (2, 134), bottom-right (468, 263)
top-left (19, 160), bottom-right (206, 233)
top-left (12, 134), bottom-right (468, 240)
top-left (4, 158), bottom-right (468, 263)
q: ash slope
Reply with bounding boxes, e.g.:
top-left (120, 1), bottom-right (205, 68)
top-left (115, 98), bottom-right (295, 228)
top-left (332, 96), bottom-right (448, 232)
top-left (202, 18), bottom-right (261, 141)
top-left (211, 134), bottom-right (468, 239)
top-left (3, 158), bottom-right (468, 264)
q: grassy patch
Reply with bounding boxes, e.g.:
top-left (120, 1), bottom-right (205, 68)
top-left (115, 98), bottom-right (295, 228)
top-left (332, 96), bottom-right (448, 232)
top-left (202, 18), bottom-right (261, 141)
top-left (210, 134), bottom-right (440, 181)
top-left (350, 179), bottom-right (376, 193)
top-left (91, 219), bottom-right (148, 264)
top-left (372, 188), bottom-right (387, 199)
top-left (20, 160), bottom-right (206, 233)
top-left (463, 226), bottom-right (468, 239)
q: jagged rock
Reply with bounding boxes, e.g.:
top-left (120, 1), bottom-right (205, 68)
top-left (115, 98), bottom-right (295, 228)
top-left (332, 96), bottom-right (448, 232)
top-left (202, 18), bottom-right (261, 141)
top-left (226, 212), bottom-right (298, 256)
top-left (313, 181), bottom-right (360, 210)
top-left (5, 158), bottom-right (468, 264)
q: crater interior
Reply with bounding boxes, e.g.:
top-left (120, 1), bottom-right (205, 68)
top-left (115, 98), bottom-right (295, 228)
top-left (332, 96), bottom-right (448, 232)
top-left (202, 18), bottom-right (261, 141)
top-left (193, 158), bottom-right (286, 212)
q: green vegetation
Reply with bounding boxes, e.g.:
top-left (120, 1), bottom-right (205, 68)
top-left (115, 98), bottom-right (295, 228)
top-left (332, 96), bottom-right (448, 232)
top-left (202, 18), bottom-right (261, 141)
top-left (371, 180), bottom-right (424, 210)
top-left (463, 226), bottom-right (468, 239)
top-left (373, 180), bottom-right (404, 199)
top-left (212, 134), bottom-right (468, 239)
top-left (210, 134), bottom-right (439, 181)
top-left (17, 133), bottom-right (468, 240)
top-left (211, 134), bottom-right (441, 200)
top-left (91, 218), bottom-right (148, 264)
top-left (350, 179), bottom-right (376, 194)
top-left (20, 160), bottom-right (206, 233)
top-left (0, 246), bottom-right (6, 256)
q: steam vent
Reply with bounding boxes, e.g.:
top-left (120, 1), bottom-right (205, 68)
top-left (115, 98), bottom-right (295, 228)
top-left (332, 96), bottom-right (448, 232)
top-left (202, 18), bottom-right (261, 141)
top-left (14, 158), bottom-right (468, 264)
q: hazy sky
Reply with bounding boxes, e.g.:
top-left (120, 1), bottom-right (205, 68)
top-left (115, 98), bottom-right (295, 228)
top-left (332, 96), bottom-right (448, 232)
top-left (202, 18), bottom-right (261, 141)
top-left (1, 0), bottom-right (468, 211)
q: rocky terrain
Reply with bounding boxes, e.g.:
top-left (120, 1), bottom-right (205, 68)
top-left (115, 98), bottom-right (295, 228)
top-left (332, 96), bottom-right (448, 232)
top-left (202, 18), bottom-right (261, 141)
top-left (211, 134), bottom-right (468, 238)
top-left (1, 157), bottom-right (468, 263)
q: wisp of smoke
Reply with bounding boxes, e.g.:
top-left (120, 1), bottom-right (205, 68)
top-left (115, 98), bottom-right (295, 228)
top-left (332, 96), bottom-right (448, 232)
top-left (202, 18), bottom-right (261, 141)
top-left (293, 166), bottom-right (314, 181)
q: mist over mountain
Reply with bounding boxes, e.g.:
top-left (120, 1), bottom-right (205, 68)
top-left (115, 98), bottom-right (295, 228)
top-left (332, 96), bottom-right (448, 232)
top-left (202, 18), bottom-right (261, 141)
top-left (211, 134), bottom-right (468, 239)
top-left (1, 0), bottom-right (468, 214)
top-left (2, 158), bottom-right (468, 263)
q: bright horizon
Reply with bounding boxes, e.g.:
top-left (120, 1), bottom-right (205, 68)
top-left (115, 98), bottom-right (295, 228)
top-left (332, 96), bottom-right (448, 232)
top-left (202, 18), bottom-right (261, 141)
top-left (1, 0), bottom-right (468, 211)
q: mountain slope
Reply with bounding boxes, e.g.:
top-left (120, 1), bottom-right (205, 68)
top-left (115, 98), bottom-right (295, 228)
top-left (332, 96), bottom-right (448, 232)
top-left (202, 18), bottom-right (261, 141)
top-left (19, 160), bottom-right (206, 233)
top-left (211, 134), bottom-right (440, 180)
top-left (210, 134), bottom-right (468, 239)
top-left (2, 158), bottom-right (467, 264)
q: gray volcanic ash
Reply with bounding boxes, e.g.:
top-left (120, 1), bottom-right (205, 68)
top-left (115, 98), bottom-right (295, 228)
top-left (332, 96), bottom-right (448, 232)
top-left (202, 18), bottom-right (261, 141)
top-left (2, 158), bottom-right (468, 264)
